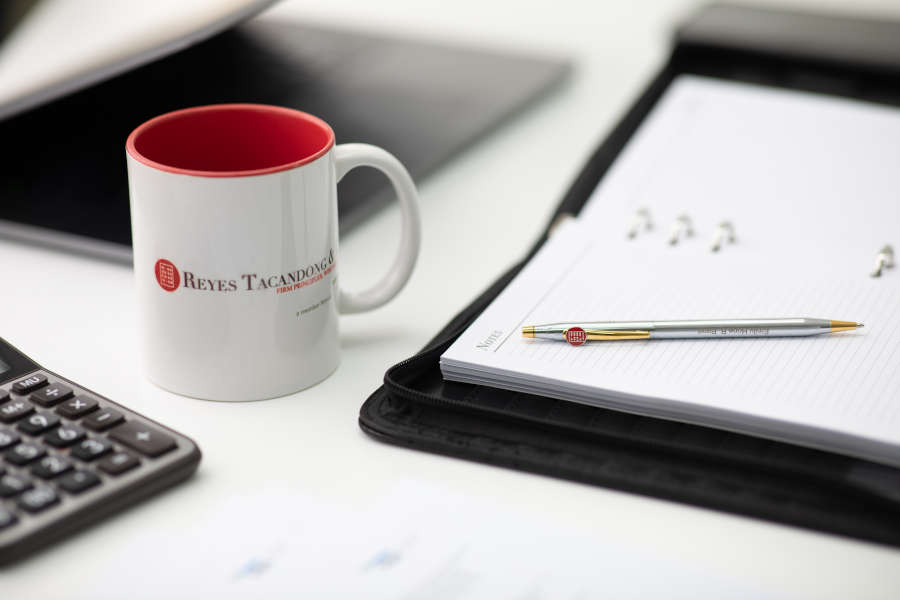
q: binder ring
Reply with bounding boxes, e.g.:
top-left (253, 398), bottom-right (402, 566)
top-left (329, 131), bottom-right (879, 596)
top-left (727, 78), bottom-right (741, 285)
top-left (710, 221), bottom-right (736, 252)
top-left (627, 207), bottom-right (653, 239)
top-left (871, 244), bottom-right (895, 278)
top-left (668, 214), bottom-right (694, 245)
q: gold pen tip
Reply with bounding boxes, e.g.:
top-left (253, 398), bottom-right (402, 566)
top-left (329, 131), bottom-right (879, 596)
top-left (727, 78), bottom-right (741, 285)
top-left (522, 326), bottom-right (535, 338)
top-left (830, 320), bottom-right (862, 333)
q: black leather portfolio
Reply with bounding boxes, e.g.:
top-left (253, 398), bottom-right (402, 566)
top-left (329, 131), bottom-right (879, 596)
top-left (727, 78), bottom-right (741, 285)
top-left (359, 4), bottom-right (900, 546)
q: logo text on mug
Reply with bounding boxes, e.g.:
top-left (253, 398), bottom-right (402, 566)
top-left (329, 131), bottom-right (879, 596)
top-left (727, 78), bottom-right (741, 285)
top-left (155, 259), bottom-right (180, 292)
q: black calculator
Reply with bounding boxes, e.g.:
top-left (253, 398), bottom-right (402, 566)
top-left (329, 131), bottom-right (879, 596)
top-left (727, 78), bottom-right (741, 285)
top-left (0, 337), bottom-right (201, 565)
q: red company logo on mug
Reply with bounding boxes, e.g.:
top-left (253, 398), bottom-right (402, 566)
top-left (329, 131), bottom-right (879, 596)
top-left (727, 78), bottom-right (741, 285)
top-left (155, 259), bottom-right (180, 292)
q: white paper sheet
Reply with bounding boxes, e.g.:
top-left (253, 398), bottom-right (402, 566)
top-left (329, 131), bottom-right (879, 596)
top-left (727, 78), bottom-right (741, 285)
top-left (107, 482), bottom-right (775, 599)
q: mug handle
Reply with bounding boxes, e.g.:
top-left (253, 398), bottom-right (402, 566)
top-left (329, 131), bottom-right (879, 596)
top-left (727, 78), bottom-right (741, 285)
top-left (333, 143), bottom-right (422, 314)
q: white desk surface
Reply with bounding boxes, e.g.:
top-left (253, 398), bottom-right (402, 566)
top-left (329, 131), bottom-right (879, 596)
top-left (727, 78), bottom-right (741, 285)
top-left (5, 0), bottom-right (900, 596)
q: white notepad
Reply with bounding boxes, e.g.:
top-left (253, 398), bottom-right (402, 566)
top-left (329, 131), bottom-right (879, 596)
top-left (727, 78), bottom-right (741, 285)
top-left (441, 76), bottom-right (900, 466)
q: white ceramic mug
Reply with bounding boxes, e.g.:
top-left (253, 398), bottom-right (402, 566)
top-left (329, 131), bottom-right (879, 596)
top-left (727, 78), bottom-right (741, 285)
top-left (126, 104), bottom-right (420, 401)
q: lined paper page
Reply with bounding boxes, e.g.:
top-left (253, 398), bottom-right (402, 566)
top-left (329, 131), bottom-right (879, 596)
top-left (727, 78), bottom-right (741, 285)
top-left (580, 76), bottom-right (900, 269)
top-left (441, 76), bottom-right (900, 465)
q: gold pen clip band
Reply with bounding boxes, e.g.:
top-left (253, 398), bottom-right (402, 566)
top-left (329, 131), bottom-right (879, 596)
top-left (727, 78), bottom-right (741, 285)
top-left (581, 329), bottom-right (651, 341)
top-left (522, 326), bottom-right (650, 344)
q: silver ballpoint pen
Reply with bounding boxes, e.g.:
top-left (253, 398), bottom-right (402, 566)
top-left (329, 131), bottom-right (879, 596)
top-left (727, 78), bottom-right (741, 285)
top-left (522, 318), bottom-right (864, 345)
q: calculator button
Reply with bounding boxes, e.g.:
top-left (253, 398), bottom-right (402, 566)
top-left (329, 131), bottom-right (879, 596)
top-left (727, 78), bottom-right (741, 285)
top-left (17, 411), bottom-right (60, 435)
top-left (58, 470), bottom-right (101, 494)
top-left (0, 473), bottom-right (32, 497)
top-left (0, 399), bottom-right (34, 423)
top-left (44, 424), bottom-right (86, 448)
top-left (56, 396), bottom-right (98, 419)
top-left (17, 486), bottom-right (59, 513)
top-left (0, 428), bottom-right (20, 450)
top-left (109, 422), bottom-right (176, 457)
top-left (98, 451), bottom-right (140, 475)
top-left (83, 408), bottom-right (125, 432)
top-left (30, 383), bottom-right (74, 407)
top-left (11, 374), bottom-right (48, 395)
top-left (0, 507), bottom-right (17, 530)
top-left (5, 441), bottom-right (46, 465)
top-left (31, 454), bottom-right (74, 479)
top-left (71, 437), bottom-right (113, 461)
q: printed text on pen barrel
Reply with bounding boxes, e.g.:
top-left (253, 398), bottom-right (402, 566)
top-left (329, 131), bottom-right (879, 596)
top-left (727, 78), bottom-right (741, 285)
top-left (696, 328), bottom-right (769, 335)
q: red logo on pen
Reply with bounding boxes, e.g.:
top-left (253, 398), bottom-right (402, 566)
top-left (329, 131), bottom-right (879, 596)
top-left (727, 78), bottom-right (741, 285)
top-left (565, 327), bottom-right (587, 346)
top-left (155, 259), bottom-right (180, 292)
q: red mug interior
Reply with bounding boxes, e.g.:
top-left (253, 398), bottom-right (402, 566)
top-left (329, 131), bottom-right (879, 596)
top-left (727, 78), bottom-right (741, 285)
top-left (126, 104), bottom-right (335, 177)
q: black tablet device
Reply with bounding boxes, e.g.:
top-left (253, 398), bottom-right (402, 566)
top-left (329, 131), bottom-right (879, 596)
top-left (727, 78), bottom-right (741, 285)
top-left (0, 17), bottom-right (569, 263)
